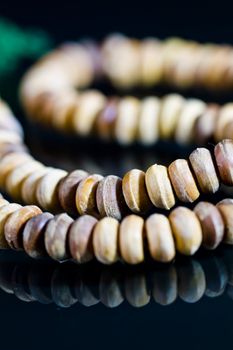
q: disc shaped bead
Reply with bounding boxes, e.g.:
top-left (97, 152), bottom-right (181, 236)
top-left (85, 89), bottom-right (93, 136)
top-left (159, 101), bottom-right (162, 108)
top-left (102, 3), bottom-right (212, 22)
top-left (216, 202), bottom-right (233, 244)
top-left (138, 97), bottom-right (160, 145)
top-left (214, 139), bottom-right (233, 185)
top-left (0, 203), bottom-right (21, 249)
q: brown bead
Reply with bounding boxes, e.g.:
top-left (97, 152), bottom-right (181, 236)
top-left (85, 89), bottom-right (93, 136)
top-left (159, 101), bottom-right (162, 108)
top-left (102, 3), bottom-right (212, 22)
top-left (194, 104), bottom-right (219, 144)
top-left (214, 139), bottom-right (233, 185)
top-left (69, 215), bottom-right (97, 263)
top-left (58, 170), bottom-right (88, 215)
top-left (122, 169), bottom-right (152, 213)
top-left (96, 175), bottom-right (128, 220)
top-left (119, 215), bottom-right (144, 264)
top-left (168, 159), bottom-right (200, 202)
top-left (145, 214), bottom-right (175, 262)
top-left (145, 164), bottom-right (175, 209)
top-left (76, 174), bottom-right (103, 216)
top-left (0, 203), bottom-right (21, 249)
top-left (4, 205), bottom-right (42, 250)
top-left (44, 213), bottom-right (73, 261)
top-left (169, 207), bottom-right (202, 255)
top-left (189, 148), bottom-right (219, 193)
top-left (216, 202), bottom-right (233, 244)
top-left (194, 202), bottom-right (224, 249)
top-left (23, 212), bottom-right (54, 258)
top-left (95, 98), bottom-right (119, 140)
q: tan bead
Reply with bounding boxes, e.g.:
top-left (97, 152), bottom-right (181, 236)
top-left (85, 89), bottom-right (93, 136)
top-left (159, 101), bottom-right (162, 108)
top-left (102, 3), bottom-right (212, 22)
top-left (138, 97), bottom-right (160, 145)
top-left (194, 104), bottom-right (219, 144)
top-left (0, 198), bottom-right (9, 208)
top-left (168, 159), bottom-right (200, 202)
top-left (145, 164), bottom-right (175, 209)
top-left (22, 212), bottom-right (54, 258)
top-left (145, 214), bottom-right (175, 262)
top-left (214, 103), bottom-right (233, 141)
top-left (69, 215), bottom-right (97, 263)
top-left (0, 152), bottom-right (31, 188)
top-left (214, 139), bottom-right (233, 185)
top-left (159, 94), bottom-right (185, 139)
top-left (194, 202), bottom-right (224, 249)
top-left (76, 174), bottom-right (103, 216)
top-left (115, 97), bottom-right (140, 145)
top-left (122, 169), bottom-right (152, 213)
top-left (189, 148), bottom-right (219, 193)
top-left (96, 98), bottom-right (118, 140)
top-left (169, 207), bottom-right (202, 255)
top-left (0, 130), bottom-right (22, 145)
top-left (44, 213), bottom-right (73, 261)
top-left (50, 90), bottom-right (77, 131)
top-left (36, 168), bottom-right (68, 211)
top-left (21, 167), bottom-right (50, 205)
top-left (73, 91), bottom-right (106, 135)
top-left (141, 38), bottom-right (164, 86)
top-left (216, 202), bottom-right (233, 244)
top-left (119, 215), bottom-right (144, 264)
top-left (4, 205), bottom-right (42, 250)
top-left (175, 99), bottom-right (206, 144)
top-left (218, 198), bottom-right (233, 205)
top-left (5, 160), bottom-right (44, 201)
top-left (58, 170), bottom-right (88, 215)
top-left (96, 175), bottom-right (128, 220)
top-left (93, 217), bottom-right (119, 264)
top-left (0, 203), bottom-right (21, 249)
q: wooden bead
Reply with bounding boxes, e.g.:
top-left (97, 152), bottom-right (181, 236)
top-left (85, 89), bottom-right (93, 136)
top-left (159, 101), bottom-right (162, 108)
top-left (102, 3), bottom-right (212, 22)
top-left (216, 202), bottom-right (233, 244)
top-left (214, 139), bottom-right (233, 185)
top-left (214, 103), bottom-right (233, 141)
top-left (169, 207), bottom-right (202, 255)
top-left (44, 213), bottom-right (73, 261)
top-left (96, 98), bottom-right (118, 140)
top-left (36, 168), bottom-right (68, 211)
top-left (119, 215), bottom-right (144, 264)
top-left (5, 160), bottom-right (44, 201)
top-left (122, 169), bottom-right (152, 213)
top-left (93, 217), bottom-right (119, 264)
top-left (23, 212), bottom-right (54, 258)
top-left (159, 94), bottom-right (185, 139)
top-left (168, 159), bottom-right (200, 202)
top-left (115, 97), bottom-right (140, 145)
top-left (0, 198), bottom-right (9, 208)
top-left (4, 205), bottom-right (42, 250)
top-left (194, 202), bottom-right (224, 249)
top-left (58, 170), bottom-right (88, 215)
top-left (76, 174), bottom-right (103, 216)
top-left (189, 148), bottom-right (219, 193)
top-left (21, 167), bottom-right (50, 205)
top-left (138, 97), bottom-right (160, 145)
top-left (0, 152), bottom-right (31, 187)
top-left (0, 130), bottom-right (22, 145)
top-left (175, 99), bottom-right (206, 144)
top-left (69, 215), bottom-right (97, 263)
top-left (194, 104), bottom-right (219, 144)
top-left (145, 214), bottom-right (175, 262)
top-left (0, 203), bottom-right (21, 249)
top-left (145, 164), bottom-right (175, 209)
top-left (218, 198), bottom-right (233, 205)
top-left (50, 90), bottom-right (77, 131)
top-left (141, 39), bottom-right (164, 86)
top-left (96, 175), bottom-right (128, 220)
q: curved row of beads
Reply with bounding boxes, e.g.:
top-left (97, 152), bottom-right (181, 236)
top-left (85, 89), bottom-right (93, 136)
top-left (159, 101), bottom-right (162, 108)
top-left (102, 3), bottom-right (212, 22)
top-left (0, 193), bottom-right (233, 265)
top-left (20, 36), bottom-right (233, 145)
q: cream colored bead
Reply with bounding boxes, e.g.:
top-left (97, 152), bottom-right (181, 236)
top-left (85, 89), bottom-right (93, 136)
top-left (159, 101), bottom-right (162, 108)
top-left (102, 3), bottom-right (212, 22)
top-left (159, 94), bottom-right (185, 139)
top-left (122, 169), bottom-right (152, 213)
top-left (141, 39), bottom-right (164, 86)
top-left (21, 167), bottom-right (51, 204)
top-left (217, 202), bottom-right (233, 244)
top-left (175, 99), bottom-right (206, 144)
top-left (168, 159), bottom-right (200, 203)
top-left (214, 103), bottom-right (233, 142)
top-left (115, 97), bottom-right (140, 145)
top-left (138, 97), bottom-right (160, 145)
top-left (0, 203), bottom-right (21, 249)
top-left (146, 214), bottom-right (175, 262)
top-left (169, 207), bottom-right (202, 255)
top-left (93, 217), bottom-right (119, 264)
top-left (36, 168), bottom-right (68, 211)
top-left (73, 90), bottom-right (106, 135)
top-left (5, 160), bottom-right (44, 201)
top-left (119, 215), bottom-right (144, 264)
top-left (145, 164), bottom-right (175, 209)
top-left (0, 198), bottom-right (9, 208)
top-left (0, 130), bottom-right (22, 145)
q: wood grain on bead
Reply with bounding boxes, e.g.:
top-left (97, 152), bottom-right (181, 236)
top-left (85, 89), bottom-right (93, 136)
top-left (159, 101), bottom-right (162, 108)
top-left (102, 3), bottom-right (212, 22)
top-left (122, 169), bottom-right (152, 213)
top-left (96, 175), bottom-right (128, 220)
top-left (145, 214), bottom-right (175, 262)
top-left (169, 207), bottom-right (202, 255)
top-left (58, 169), bottom-right (88, 215)
top-left (23, 212), bottom-right (54, 258)
top-left (0, 203), bottom-right (21, 249)
top-left (194, 202), bottom-right (224, 249)
top-left (4, 205), bottom-right (42, 250)
top-left (145, 164), bottom-right (175, 209)
top-left (93, 217), bottom-right (119, 264)
top-left (138, 97), bottom-right (160, 145)
top-left (189, 148), bottom-right (219, 193)
top-left (45, 213), bottom-right (73, 261)
top-left (214, 139), bottom-right (233, 185)
top-left (119, 215), bottom-right (144, 264)
top-left (168, 159), bottom-right (200, 202)
top-left (76, 174), bottom-right (103, 216)
top-left (217, 202), bottom-right (233, 244)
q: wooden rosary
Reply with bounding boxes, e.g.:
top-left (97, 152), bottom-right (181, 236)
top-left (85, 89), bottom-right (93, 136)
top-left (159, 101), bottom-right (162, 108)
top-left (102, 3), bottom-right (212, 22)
top-left (1, 34), bottom-right (233, 264)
